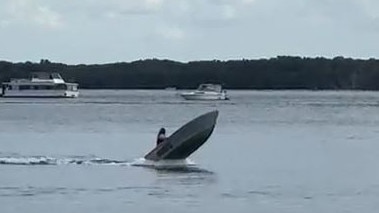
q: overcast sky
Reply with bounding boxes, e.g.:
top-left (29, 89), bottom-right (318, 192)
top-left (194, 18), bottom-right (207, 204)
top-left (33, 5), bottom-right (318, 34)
top-left (0, 0), bottom-right (379, 64)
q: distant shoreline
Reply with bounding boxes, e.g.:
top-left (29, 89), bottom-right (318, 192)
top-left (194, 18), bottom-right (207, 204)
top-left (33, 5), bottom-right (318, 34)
top-left (1, 56), bottom-right (379, 90)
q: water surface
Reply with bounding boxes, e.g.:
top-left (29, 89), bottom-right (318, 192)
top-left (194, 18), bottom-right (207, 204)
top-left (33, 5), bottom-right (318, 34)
top-left (1, 90), bottom-right (379, 213)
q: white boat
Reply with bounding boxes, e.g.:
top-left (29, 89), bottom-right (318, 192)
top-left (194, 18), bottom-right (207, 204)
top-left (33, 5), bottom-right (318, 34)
top-left (1, 72), bottom-right (79, 98)
top-left (180, 84), bottom-right (229, 100)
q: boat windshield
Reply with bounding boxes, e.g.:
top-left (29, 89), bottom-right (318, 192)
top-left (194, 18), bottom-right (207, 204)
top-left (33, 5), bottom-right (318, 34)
top-left (198, 84), bottom-right (222, 92)
top-left (50, 73), bottom-right (63, 80)
top-left (67, 84), bottom-right (78, 91)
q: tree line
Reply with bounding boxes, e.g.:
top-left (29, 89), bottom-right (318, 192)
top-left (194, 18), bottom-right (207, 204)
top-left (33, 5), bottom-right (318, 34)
top-left (1, 56), bottom-right (379, 90)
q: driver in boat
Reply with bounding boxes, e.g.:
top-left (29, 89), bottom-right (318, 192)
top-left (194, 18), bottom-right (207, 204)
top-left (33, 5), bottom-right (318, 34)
top-left (156, 128), bottom-right (166, 146)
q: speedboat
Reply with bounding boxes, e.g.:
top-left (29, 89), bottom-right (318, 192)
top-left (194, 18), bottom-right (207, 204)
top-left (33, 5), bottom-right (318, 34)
top-left (180, 84), bottom-right (229, 100)
top-left (1, 72), bottom-right (79, 98)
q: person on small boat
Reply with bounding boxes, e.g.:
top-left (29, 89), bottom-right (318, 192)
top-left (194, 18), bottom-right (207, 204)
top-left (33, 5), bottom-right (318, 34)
top-left (156, 128), bottom-right (166, 146)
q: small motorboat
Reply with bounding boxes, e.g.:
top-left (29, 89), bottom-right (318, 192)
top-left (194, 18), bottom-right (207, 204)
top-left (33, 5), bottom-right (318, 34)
top-left (144, 110), bottom-right (219, 161)
top-left (180, 84), bottom-right (229, 100)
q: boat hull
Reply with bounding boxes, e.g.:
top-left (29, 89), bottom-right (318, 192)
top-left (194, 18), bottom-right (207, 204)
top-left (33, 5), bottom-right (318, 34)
top-left (1, 90), bottom-right (79, 98)
top-left (144, 110), bottom-right (219, 161)
top-left (180, 93), bottom-right (228, 100)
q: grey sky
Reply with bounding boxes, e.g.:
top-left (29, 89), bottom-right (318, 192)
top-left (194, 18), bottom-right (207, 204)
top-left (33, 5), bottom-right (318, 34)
top-left (0, 0), bottom-right (378, 64)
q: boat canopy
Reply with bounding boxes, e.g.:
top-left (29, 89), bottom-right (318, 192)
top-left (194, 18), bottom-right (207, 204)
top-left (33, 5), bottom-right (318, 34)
top-left (31, 72), bottom-right (65, 84)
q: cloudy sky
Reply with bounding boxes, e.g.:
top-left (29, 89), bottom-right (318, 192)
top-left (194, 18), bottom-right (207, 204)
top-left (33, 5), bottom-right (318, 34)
top-left (0, 0), bottom-right (379, 64)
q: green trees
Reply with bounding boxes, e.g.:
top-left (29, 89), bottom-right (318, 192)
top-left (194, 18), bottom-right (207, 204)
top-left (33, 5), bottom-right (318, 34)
top-left (1, 56), bottom-right (378, 90)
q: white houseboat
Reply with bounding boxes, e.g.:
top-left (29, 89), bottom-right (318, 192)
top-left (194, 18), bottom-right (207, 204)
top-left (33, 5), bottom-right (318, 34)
top-left (1, 73), bottom-right (79, 98)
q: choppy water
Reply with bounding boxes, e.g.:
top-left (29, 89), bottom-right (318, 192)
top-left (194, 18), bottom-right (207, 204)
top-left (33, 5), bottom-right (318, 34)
top-left (1, 90), bottom-right (379, 213)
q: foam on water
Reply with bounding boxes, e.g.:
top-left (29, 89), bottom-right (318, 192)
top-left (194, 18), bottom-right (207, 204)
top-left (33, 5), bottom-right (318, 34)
top-left (0, 156), bottom-right (55, 165)
top-left (0, 155), bottom-right (197, 169)
top-left (0, 155), bottom-right (130, 166)
top-left (130, 157), bottom-right (196, 169)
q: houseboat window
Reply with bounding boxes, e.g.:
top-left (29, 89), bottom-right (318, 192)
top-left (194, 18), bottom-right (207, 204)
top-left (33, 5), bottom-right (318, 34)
top-left (38, 85), bottom-right (54, 90)
top-left (19, 85), bottom-right (31, 90)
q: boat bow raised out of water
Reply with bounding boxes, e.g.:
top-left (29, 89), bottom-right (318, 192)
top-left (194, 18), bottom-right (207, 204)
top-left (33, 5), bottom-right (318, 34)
top-left (144, 110), bottom-right (219, 161)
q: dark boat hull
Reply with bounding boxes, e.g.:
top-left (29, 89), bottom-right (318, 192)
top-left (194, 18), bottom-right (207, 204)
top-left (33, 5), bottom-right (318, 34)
top-left (144, 110), bottom-right (219, 161)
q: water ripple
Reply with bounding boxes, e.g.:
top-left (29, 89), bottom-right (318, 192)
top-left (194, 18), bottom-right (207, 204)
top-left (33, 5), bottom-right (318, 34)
top-left (0, 186), bottom-right (164, 197)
